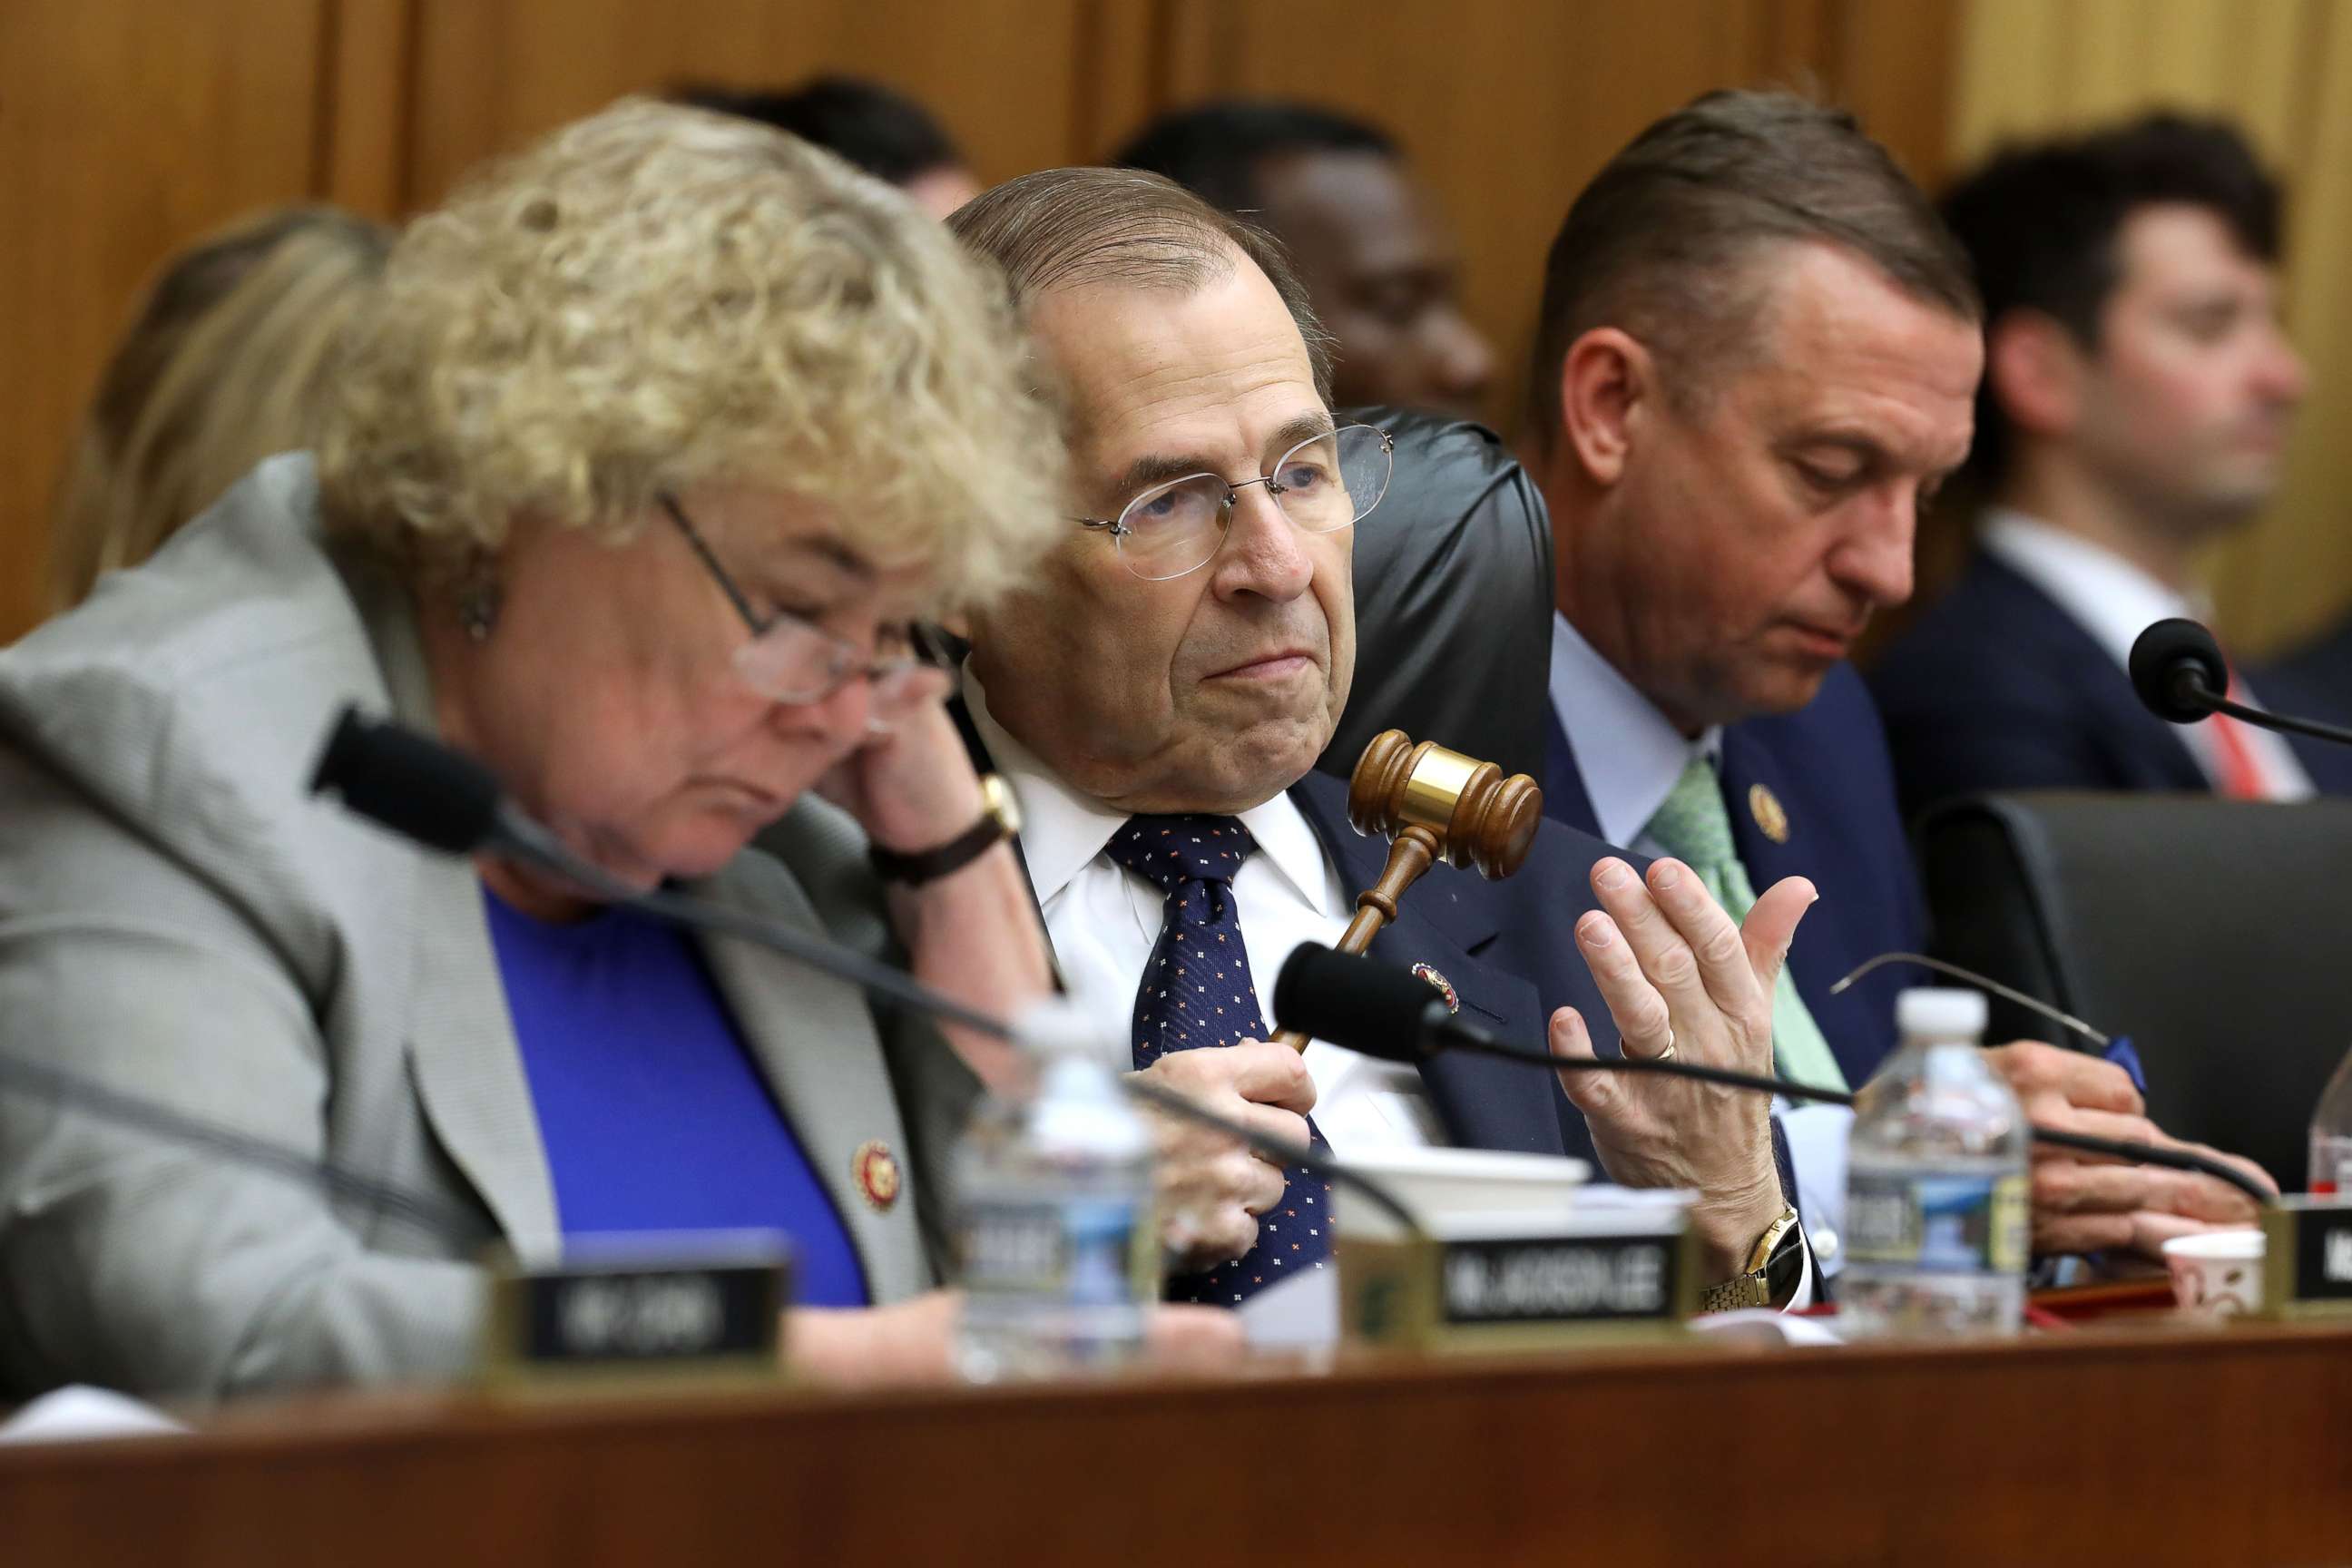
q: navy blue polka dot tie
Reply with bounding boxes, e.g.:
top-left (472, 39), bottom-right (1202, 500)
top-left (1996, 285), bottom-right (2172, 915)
top-left (1105, 814), bottom-right (1332, 1306)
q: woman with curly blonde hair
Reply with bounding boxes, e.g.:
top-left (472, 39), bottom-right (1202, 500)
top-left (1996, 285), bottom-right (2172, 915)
top-left (0, 100), bottom-right (1221, 1399)
top-left (48, 206), bottom-right (389, 611)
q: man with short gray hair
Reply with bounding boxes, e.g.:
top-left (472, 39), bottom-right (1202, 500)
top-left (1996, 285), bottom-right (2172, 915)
top-left (950, 165), bottom-right (1826, 1312)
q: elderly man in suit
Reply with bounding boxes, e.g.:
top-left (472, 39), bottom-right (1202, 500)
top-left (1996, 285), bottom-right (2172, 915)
top-left (1522, 91), bottom-right (2269, 1268)
top-left (946, 167), bottom-right (1826, 1314)
top-left (1872, 113), bottom-right (2347, 813)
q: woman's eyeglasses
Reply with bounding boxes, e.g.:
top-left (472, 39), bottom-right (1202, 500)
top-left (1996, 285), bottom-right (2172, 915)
top-left (661, 493), bottom-right (952, 723)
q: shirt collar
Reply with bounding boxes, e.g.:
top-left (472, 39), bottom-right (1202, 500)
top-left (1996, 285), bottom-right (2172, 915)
top-left (1548, 610), bottom-right (1721, 848)
top-left (1979, 508), bottom-right (2202, 672)
top-left (962, 670), bottom-right (1335, 909)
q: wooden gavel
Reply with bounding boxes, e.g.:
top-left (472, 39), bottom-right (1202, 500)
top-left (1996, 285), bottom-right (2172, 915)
top-left (1270, 729), bottom-right (1544, 1051)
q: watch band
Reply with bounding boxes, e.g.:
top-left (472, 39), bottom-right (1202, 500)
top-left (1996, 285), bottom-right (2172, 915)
top-left (868, 775), bottom-right (1019, 887)
top-left (1698, 1203), bottom-right (1803, 1313)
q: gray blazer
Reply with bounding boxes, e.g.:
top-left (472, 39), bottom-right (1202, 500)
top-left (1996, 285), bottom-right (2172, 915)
top-left (0, 456), bottom-right (978, 1401)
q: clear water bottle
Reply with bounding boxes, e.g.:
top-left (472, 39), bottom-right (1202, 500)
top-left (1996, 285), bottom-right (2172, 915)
top-left (953, 1002), bottom-right (1156, 1381)
top-left (1840, 988), bottom-right (2030, 1338)
top-left (2309, 1044), bottom-right (2352, 1198)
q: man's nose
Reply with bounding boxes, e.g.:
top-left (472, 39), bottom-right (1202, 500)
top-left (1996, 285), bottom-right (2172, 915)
top-left (1210, 484), bottom-right (1316, 601)
top-left (2253, 324), bottom-right (2308, 407)
top-left (1830, 495), bottom-right (1917, 610)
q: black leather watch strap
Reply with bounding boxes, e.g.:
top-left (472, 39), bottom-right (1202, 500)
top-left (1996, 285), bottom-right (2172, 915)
top-left (868, 776), bottom-right (1017, 887)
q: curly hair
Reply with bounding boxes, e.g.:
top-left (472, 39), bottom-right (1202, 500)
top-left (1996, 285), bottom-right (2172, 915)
top-left (317, 98), bottom-right (1063, 613)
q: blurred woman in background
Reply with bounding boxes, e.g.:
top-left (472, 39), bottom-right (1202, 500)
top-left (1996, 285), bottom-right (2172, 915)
top-left (47, 207), bottom-right (390, 611)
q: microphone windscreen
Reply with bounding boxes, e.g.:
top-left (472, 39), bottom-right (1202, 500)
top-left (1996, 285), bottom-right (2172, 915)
top-left (2129, 617), bottom-right (2229, 723)
top-left (1271, 945), bottom-right (1436, 1063)
top-left (309, 706), bottom-right (502, 855)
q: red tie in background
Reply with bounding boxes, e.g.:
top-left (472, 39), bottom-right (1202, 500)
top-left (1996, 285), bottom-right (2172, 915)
top-left (2207, 674), bottom-right (2269, 801)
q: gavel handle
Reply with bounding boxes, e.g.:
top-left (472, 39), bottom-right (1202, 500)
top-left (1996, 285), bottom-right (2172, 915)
top-left (1271, 827), bottom-right (1441, 1052)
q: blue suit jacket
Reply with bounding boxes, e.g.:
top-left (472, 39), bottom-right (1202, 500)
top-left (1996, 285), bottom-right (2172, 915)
top-left (1869, 549), bottom-right (2352, 820)
top-left (1543, 662), bottom-right (1922, 1089)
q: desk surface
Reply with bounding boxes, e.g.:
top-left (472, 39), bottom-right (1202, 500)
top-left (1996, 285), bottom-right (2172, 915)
top-left (5, 1319), bottom-right (2347, 1566)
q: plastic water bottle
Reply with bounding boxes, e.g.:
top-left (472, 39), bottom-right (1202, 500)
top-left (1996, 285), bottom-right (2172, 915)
top-left (1840, 988), bottom-right (2030, 1338)
top-left (2309, 1044), bottom-right (2352, 1198)
top-left (953, 1002), bottom-right (1156, 1381)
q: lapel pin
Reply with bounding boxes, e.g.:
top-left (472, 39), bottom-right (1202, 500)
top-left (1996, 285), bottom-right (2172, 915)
top-left (1410, 963), bottom-right (1460, 1015)
top-left (852, 1140), bottom-right (902, 1212)
top-left (1748, 782), bottom-right (1791, 845)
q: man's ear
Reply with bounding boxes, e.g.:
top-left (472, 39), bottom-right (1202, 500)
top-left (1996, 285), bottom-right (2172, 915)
top-left (1556, 328), bottom-right (1653, 488)
top-left (1984, 309), bottom-right (2087, 442)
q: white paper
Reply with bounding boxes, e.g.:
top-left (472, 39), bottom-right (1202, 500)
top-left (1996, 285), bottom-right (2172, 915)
top-left (0, 1385), bottom-right (189, 1446)
top-left (1236, 1263), bottom-right (1341, 1351)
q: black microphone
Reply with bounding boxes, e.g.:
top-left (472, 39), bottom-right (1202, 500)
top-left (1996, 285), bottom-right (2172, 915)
top-left (308, 706), bottom-right (1421, 1238)
top-left (2130, 617), bottom-right (2352, 748)
top-left (1274, 943), bottom-right (2277, 1210)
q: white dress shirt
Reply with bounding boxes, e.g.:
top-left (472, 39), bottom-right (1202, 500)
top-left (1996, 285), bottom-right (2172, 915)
top-left (1549, 611), bottom-right (1850, 1278)
top-left (1981, 509), bottom-right (2313, 801)
top-left (964, 675), bottom-right (1445, 1152)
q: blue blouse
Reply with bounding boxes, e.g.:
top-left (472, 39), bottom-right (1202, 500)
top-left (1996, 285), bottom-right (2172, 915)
top-left (483, 887), bottom-right (869, 1308)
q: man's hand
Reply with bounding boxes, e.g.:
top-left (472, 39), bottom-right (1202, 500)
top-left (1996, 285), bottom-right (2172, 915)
top-left (1987, 1041), bottom-right (2277, 1258)
top-left (1132, 1042), bottom-right (1316, 1269)
top-left (1549, 857), bottom-right (1813, 1281)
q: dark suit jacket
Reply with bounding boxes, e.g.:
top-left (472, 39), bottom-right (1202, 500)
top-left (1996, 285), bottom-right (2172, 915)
top-left (952, 701), bottom-right (1808, 1225)
top-left (1869, 549), bottom-right (2352, 821)
top-left (1544, 662), bottom-right (1923, 1089)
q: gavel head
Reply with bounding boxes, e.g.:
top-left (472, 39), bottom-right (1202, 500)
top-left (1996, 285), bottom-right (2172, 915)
top-left (1344, 730), bottom-right (1543, 879)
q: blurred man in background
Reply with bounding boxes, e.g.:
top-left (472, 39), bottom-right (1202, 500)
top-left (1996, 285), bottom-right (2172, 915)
top-left (1871, 114), bottom-right (2352, 813)
top-left (681, 75), bottom-right (982, 218)
top-left (1524, 91), bottom-right (2269, 1268)
top-left (1116, 102), bottom-right (1495, 422)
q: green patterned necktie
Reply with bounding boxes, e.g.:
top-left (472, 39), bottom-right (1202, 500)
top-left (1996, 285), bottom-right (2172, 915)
top-left (1640, 755), bottom-right (1848, 1093)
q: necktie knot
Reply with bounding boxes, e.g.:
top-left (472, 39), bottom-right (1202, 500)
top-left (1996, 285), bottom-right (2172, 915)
top-left (1104, 814), bottom-right (1257, 893)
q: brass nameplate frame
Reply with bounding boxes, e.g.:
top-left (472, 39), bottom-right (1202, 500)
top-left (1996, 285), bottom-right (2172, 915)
top-left (481, 1232), bottom-right (791, 1388)
top-left (1338, 1227), bottom-right (1698, 1352)
top-left (2260, 1198), bottom-right (2352, 1320)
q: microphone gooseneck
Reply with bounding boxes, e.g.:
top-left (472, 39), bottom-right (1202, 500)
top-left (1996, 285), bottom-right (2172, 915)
top-left (307, 707), bottom-right (1421, 1239)
top-left (0, 1054), bottom-right (482, 1243)
top-left (1274, 945), bottom-right (2277, 1210)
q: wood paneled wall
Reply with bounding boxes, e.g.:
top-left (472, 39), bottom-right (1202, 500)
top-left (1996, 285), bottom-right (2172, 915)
top-left (0, 0), bottom-right (1954, 644)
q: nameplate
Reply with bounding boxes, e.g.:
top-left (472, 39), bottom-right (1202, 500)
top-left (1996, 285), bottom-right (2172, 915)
top-left (482, 1232), bottom-right (791, 1385)
top-left (2262, 1200), bottom-right (2352, 1319)
top-left (1440, 1233), bottom-right (1682, 1326)
top-left (1339, 1228), bottom-right (1696, 1351)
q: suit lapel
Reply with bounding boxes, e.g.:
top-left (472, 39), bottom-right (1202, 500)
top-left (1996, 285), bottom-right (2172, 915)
top-left (1289, 775), bottom-right (1563, 1155)
top-left (1718, 724), bottom-right (1891, 1088)
top-left (402, 855), bottom-right (562, 1260)
top-left (693, 855), bottom-right (932, 1304)
top-left (356, 570), bottom-right (562, 1262)
top-left (1542, 705), bottom-right (1603, 834)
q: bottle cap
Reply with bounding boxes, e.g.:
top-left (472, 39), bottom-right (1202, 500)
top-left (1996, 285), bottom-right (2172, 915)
top-left (1896, 986), bottom-right (1988, 1044)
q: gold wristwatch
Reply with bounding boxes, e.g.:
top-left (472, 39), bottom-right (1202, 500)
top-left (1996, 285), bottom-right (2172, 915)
top-left (1699, 1204), bottom-right (1804, 1313)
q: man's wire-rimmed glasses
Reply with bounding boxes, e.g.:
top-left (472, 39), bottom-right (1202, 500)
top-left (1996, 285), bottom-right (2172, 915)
top-left (1073, 422), bottom-right (1395, 582)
